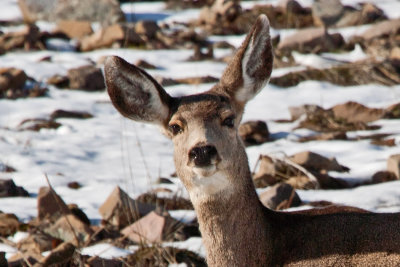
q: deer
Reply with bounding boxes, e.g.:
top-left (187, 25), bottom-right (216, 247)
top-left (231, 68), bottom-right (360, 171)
top-left (104, 15), bottom-right (400, 266)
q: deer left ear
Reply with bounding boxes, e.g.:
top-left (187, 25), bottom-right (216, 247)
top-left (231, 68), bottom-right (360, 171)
top-left (213, 14), bottom-right (273, 106)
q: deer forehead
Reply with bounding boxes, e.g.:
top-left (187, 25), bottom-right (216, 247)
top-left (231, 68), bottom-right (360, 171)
top-left (170, 94), bottom-right (235, 124)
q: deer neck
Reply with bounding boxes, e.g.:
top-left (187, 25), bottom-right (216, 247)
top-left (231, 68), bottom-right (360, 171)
top-left (190, 167), bottom-right (273, 266)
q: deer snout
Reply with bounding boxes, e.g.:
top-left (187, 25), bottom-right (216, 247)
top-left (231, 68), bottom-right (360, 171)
top-left (188, 145), bottom-right (218, 167)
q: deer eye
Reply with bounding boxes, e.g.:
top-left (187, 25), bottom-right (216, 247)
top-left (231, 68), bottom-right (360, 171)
top-left (222, 116), bottom-right (235, 128)
top-left (168, 123), bottom-right (183, 135)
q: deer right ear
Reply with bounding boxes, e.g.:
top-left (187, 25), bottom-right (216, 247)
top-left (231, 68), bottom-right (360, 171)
top-left (104, 56), bottom-right (172, 125)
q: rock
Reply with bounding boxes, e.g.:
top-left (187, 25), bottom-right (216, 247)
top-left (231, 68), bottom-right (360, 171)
top-left (67, 65), bottom-right (105, 91)
top-left (289, 104), bottom-right (323, 121)
top-left (135, 20), bottom-right (160, 39)
top-left (0, 179), bottom-right (29, 197)
top-left (385, 102), bottom-right (400, 119)
top-left (198, 0), bottom-right (241, 25)
top-left (271, 60), bottom-right (400, 87)
top-left (259, 183), bottom-right (301, 210)
top-left (50, 109), bottom-right (93, 120)
top-left (312, 0), bottom-right (344, 29)
top-left (17, 233), bottom-right (60, 254)
top-left (55, 20), bottom-right (93, 39)
top-left (155, 76), bottom-right (180, 87)
top-left (38, 242), bottom-right (76, 266)
top-left (45, 214), bottom-right (93, 246)
top-left (99, 186), bottom-right (155, 229)
top-left (239, 120), bottom-right (270, 146)
top-left (253, 155), bottom-right (303, 188)
top-left (370, 138), bottom-right (396, 147)
top-left (86, 257), bottom-right (123, 267)
top-left (17, 118), bottom-right (61, 131)
top-left (7, 250), bottom-right (42, 266)
top-left (298, 132), bottom-right (347, 142)
top-left (67, 181), bottom-right (82, 190)
top-left (0, 212), bottom-right (20, 237)
top-left (387, 154), bottom-right (400, 179)
top-left (80, 24), bottom-right (143, 52)
top-left (277, 28), bottom-right (344, 54)
top-left (0, 24), bottom-right (41, 51)
top-left (37, 186), bottom-right (70, 221)
top-left (358, 3), bottom-right (387, 25)
top-left (312, 172), bottom-right (350, 189)
top-left (126, 246), bottom-right (206, 267)
top-left (360, 19), bottom-right (400, 41)
top-left (47, 74), bottom-right (70, 88)
top-left (0, 163), bottom-right (16, 172)
top-left (188, 44), bottom-right (214, 61)
top-left (331, 101), bottom-right (385, 123)
top-left (176, 76), bottom-right (219, 85)
top-left (0, 68), bottom-right (28, 93)
top-left (285, 175), bottom-right (316, 189)
top-left (121, 211), bottom-right (182, 243)
top-left (68, 204), bottom-right (91, 225)
top-left (135, 59), bottom-right (157, 69)
top-left (136, 192), bottom-right (193, 210)
top-left (371, 171), bottom-right (398, 184)
top-left (289, 151), bottom-right (349, 173)
top-left (291, 103), bottom-right (381, 133)
top-left (18, 0), bottom-right (125, 26)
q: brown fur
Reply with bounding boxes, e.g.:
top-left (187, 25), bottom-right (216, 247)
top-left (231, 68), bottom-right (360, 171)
top-left (104, 15), bottom-right (400, 266)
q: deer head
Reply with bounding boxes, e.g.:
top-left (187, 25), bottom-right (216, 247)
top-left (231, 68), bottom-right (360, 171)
top-left (105, 15), bottom-right (273, 203)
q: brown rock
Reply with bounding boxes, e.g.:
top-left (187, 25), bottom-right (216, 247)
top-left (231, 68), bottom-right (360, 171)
top-left (331, 101), bottom-right (385, 123)
top-left (285, 175), bottom-right (316, 189)
top-left (68, 204), bottom-right (91, 225)
top-left (253, 155), bottom-right (301, 188)
top-left (0, 67), bottom-right (28, 92)
top-left (37, 186), bottom-right (70, 221)
top-left (39, 242), bottom-right (76, 266)
top-left (135, 59), bottom-right (157, 69)
top-left (17, 233), bottom-right (60, 254)
top-left (99, 186), bottom-right (155, 229)
top-left (17, 118), bottom-right (61, 131)
top-left (68, 65), bottom-right (104, 91)
top-left (121, 211), bottom-right (181, 243)
top-left (80, 24), bottom-right (143, 52)
top-left (18, 0), bottom-right (125, 26)
top-left (176, 76), bottom-right (219, 85)
top-left (46, 74), bottom-right (69, 88)
top-left (360, 19), bottom-right (400, 41)
top-left (155, 76), bottom-right (180, 87)
top-left (136, 192), bottom-right (193, 210)
top-left (371, 171), bottom-right (398, 184)
top-left (50, 109), bottom-right (93, 120)
top-left (198, 0), bottom-right (241, 25)
top-left (0, 252), bottom-right (6, 267)
top-left (0, 24), bottom-right (41, 51)
top-left (385, 102), bottom-right (400, 119)
top-left (298, 132), bottom-right (347, 142)
top-left (135, 20), bottom-right (160, 39)
top-left (0, 163), bottom-right (16, 172)
top-left (0, 179), bottom-right (29, 197)
top-left (370, 138), bottom-right (396, 147)
top-left (277, 28), bottom-right (344, 54)
top-left (289, 151), bottom-right (349, 172)
top-left (239, 120), bottom-right (270, 146)
top-left (387, 154), bottom-right (400, 179)
top-left (44, 214), bottom-right (93, 246)
top-left (0, 212), bottom-right (20, 237)
top-left (7, 250), bottom-right (42, 266)
top-left (55, 20), bottom-right (93, 39)
top-left (259, 183), bottom-right (301, 210)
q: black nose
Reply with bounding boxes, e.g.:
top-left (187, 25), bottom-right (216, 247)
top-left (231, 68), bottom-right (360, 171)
top-left (188, 145), bottom-right (218, 167)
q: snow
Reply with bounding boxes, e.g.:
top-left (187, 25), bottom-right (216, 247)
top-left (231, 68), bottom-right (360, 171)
top-left (0, 0), bottom-right (400, 261)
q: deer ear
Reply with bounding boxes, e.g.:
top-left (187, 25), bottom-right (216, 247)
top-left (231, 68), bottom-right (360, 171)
top-left (214, 15), bottom-right (273, 106)
top-left (104, 56), bottom-right (172, 125)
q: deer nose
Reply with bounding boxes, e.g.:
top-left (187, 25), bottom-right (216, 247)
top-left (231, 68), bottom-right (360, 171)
top-left (188, 145), bottom-right (218, 167)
